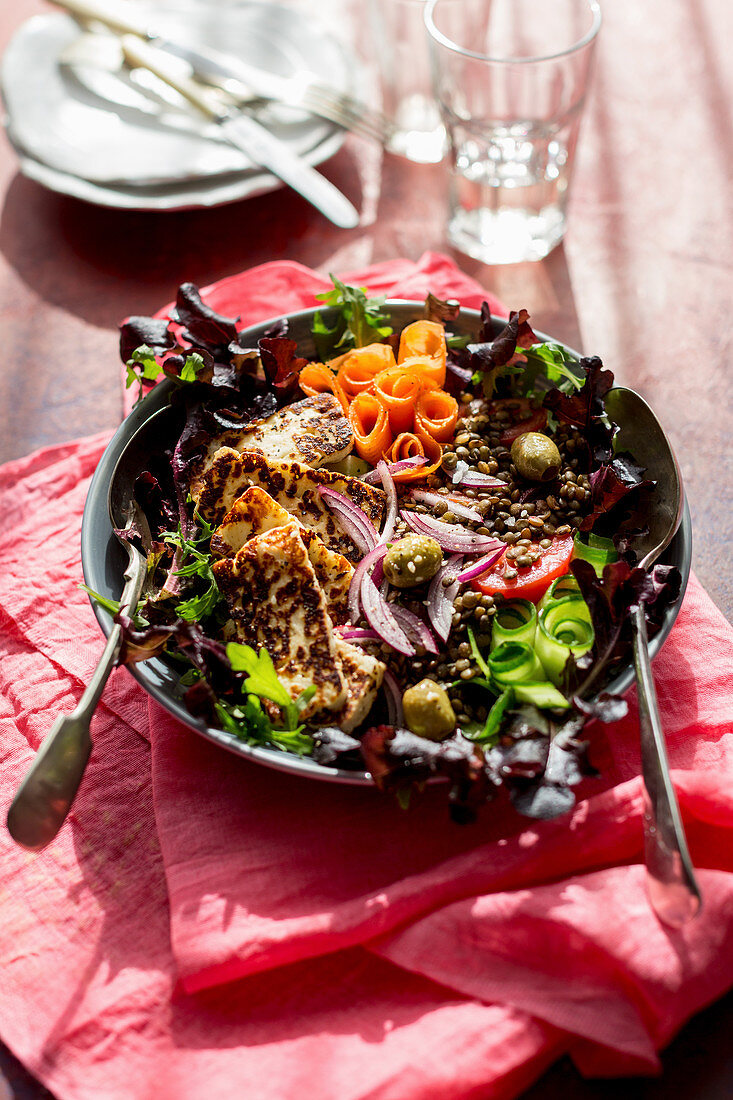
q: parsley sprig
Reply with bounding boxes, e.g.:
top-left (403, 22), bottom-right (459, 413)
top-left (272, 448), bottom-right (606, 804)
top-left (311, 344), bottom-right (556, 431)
top-left (227, 644), bottom-right (316, 732)
top-left (221, 644), bottom-right (317, 755)
top-left (312, 276), bottom-right (392, 358)
top-left (163, 516), bottom-right (223, 622)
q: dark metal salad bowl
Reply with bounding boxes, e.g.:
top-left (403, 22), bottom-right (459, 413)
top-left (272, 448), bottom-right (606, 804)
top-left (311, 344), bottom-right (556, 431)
top-left (80, 301), bottom-right (692, 786)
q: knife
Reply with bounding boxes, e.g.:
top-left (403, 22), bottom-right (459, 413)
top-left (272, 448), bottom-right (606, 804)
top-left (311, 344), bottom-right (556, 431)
top-left (49, 2), bottom-right (359, 228)
top-left (53, 0), bottom-right (297, 105)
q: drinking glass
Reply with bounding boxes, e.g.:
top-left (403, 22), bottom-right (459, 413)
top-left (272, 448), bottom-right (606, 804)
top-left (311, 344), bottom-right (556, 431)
top-left (425, 0), bottom-right (602, 263)
top-left (368, 0), bottom-right (447, 163)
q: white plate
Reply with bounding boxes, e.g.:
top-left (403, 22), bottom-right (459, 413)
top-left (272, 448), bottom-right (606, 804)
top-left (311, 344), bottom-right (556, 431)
top-left (1, 1), bottom-right (351, 205)
top-left (9, 143), bottom-right (348, 212)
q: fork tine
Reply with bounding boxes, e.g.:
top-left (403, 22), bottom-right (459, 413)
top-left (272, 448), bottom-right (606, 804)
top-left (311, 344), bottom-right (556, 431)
top-left (300, 88), bottom-right (393, 144)
top-left (324, 91), bottom-right (394, 137)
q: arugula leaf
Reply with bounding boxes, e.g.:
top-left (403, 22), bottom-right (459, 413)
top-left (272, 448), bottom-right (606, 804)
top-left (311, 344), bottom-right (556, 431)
top-left (174, 582), bottom-right (221, 621)
top-left (78, 584), bottom-right (122, 618)
top-left (162, 519), bottom-right (223, 623)
top-left (312, 275), bottom-right (392, 356)
top-left (516, 343), bottom-right (584, 396)
top-left (396, 787), bottom-right (412, 810)
top-left (226, 643), bottom-right (293, 708)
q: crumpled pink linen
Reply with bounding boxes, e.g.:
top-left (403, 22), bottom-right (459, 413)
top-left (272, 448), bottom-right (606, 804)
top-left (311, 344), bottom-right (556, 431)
top-left (0, 255), bottom-right (732, 1100)
top-left (123, 251), bottom-right (506, 415)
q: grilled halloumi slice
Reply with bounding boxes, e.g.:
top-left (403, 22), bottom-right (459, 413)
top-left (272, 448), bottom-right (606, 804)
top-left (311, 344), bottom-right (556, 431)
top-left (211, 487), bottom-right (353, 620)
top-left (191, 393), bottom-right (353, 496)
top-left (194, 449), bottom-right (384, 561)
top-left (334, 640), bottom-right (386, 734)
top-left (213, 523), bottom-right (347, 717)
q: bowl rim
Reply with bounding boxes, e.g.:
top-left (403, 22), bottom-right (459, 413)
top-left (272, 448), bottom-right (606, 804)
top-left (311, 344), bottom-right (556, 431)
top-left (81, 300), bottom-right (692, 785)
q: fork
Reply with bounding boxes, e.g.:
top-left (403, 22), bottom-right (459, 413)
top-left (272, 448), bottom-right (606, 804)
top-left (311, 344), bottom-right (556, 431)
top-left (214, 76), bottom-right (396, 147)
top-left (51, 0), bottom-right (396, 146)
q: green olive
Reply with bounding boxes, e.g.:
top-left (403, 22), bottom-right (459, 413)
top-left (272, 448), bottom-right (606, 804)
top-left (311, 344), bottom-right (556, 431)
top-left (510, 432), bottom-right (562, 482)
top-left (383, 535), bottom-right (443, 588)
top-left (402, 679), bottom-right (456, 741)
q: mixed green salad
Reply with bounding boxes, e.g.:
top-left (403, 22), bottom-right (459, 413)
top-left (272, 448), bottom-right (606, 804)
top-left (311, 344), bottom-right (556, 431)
top-left (90, 280), bottom-right (681, 823)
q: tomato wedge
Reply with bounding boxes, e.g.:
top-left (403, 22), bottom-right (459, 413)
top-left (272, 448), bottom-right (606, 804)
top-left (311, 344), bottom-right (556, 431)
top-left (472, 535), bottom-right (574, 603)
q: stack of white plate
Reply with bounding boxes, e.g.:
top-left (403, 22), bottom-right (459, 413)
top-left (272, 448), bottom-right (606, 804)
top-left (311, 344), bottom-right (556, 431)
top-left (0, 0), bottom-right (352, 211)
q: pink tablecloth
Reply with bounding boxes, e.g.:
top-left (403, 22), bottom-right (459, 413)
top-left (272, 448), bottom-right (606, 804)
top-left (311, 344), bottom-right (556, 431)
top-left (1, 255), bottom-right (732, 1100)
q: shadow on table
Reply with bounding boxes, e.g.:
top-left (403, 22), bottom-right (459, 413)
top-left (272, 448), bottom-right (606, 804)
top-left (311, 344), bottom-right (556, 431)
top-left (0, 144), bottom-right (369, 329)
top-left (454, 244), bottom-right (583, 354)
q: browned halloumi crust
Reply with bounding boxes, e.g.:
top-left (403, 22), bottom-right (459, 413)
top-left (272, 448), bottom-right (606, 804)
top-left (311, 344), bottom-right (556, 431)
top-left (334, 639), bottom-right (386, 734)
top-left (213, 524), bottom-right (347, 716)
top-left (190, 393), bottom-right (353, 495)
top-left (194, 448), bottom-right (384, 561)
top-left (211, 488), bottom-right (353, 621)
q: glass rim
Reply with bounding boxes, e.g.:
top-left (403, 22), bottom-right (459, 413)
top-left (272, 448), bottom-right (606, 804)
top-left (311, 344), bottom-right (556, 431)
top-left (424, 0), bottom-right (602, 65)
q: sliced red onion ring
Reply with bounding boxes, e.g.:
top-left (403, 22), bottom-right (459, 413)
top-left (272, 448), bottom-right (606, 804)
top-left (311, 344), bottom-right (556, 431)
top-left (409, 489), bottom-right (483, 525)
top-left (452, 465), bottom-right (506, 489)
top-left (348, 543), bottom-right (388, 624)
top-left (381, 667), bottom-right (404, 727)
top-left (319, 487), bottom-right (379, 555)
top-left (337, 627), bottom-right (383, 643)
top-left (456, 544), bottom-right (507, 582)
top-left (376, 459), bottom-right (397, 545)
top-left (360, 574), bottom-right (416, 656)
top-left (401, 510), bottom-right (501, 555)
top-left (427, 554), bottom-right (464, 642)
top-left (389, 604), bottom-right (439, 654)
top-left (362, 456), bottom-right (427, 484)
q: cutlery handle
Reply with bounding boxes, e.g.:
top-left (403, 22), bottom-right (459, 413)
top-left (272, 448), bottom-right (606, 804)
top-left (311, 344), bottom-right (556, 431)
top-left (6, 546), bottom-right (146, 851)
top-left (119, 41), bottom-right (359, 229)
top-left (50, 0), bottom-right (149, 38)
top-left (120, 36), bottom-right (220, 118)
top-left (633, 602), bottom-right (702, 925)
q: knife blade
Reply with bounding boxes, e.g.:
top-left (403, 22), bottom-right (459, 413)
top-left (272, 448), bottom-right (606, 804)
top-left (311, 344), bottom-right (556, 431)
top-left (52, 0), bottom-right (333, 114)
top-left (49, 2), bottom-right (359, 228)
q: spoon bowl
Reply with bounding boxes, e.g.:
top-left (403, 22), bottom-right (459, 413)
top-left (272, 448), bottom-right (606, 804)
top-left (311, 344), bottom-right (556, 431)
top-left (606, 386), bottom-right (701, 926)
top-left (605, 386), bottom-right (684, 567)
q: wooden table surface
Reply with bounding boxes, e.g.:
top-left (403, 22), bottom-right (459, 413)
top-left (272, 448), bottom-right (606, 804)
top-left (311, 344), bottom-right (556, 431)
top-left (1, 1), bottom-right (732, 1097)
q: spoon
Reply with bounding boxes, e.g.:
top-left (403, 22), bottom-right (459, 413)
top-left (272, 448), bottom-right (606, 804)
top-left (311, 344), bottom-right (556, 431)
top-left (6, 408), bottom-right (169, 851)
top-left (605, 386), bottom-right (701, 926)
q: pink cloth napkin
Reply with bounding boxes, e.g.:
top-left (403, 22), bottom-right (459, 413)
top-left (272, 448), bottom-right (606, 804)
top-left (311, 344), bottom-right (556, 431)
top-left (1, 255), bottom-right (733, 1100)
